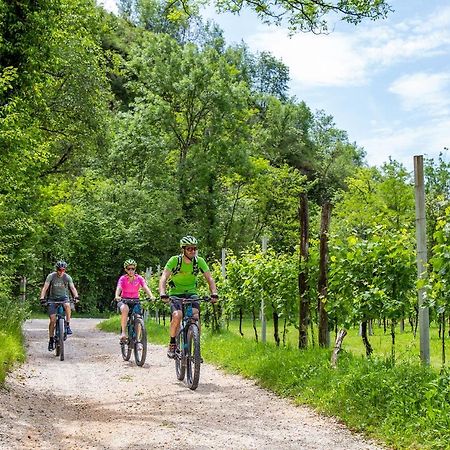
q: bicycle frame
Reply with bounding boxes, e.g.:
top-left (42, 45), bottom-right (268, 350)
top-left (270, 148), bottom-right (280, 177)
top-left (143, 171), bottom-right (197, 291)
top-left (171, 295), bottom-right (210, 390)
top-left (47, 300), bottom-right (68, 361)
top-left (119, 298), bottom-right (147, 366)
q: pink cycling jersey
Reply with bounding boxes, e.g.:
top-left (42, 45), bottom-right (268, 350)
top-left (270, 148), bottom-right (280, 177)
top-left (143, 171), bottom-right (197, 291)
top-left (117, 274), bottom-right (146, 298)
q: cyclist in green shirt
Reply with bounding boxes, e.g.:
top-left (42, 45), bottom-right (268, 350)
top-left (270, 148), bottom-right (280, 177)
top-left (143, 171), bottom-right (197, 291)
top-left (159, 236), bottom-right (218, 358)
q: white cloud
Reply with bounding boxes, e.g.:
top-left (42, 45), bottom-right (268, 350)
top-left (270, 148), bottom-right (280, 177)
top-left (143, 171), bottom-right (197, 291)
top-left (412, 5), bottom-right (450, 33)
top-left (98, 0), bottom-right (118, 14)
top-left (245, 5), bottom-right (450, 88)
top-left (359, 118), bottom-right (450, 170)
top-left (247, 29), bottom-right (367, 86)
top-left (389, 72), bottom-right (450, 116)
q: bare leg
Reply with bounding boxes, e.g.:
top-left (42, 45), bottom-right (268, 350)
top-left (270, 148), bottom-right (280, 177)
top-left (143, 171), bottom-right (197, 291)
top-left (49, 315), bottom-right (56, 338)
top-left (120, 304), bottom-right (129, 336)
top-left (170, 310), bottom-right (182, 338)
top-left (64, 303), bottom-right (71, 323)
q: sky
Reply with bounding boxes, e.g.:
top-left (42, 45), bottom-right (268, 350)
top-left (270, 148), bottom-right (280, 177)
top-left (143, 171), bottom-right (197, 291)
top-left (99, 0), bottom-right (450, 172)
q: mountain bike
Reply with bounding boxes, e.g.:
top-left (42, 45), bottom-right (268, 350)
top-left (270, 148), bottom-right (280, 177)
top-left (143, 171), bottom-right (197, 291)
top-left (119, 298), bottom-right (147, 367)
top-left (170, 295), bottom-right (211, 390)
top-left (45, 300), bottom-right (69, 361)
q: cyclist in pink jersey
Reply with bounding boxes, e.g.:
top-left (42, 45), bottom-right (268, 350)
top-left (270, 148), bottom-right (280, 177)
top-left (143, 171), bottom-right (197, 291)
top-left (115, 259), bottom-right (154, 342)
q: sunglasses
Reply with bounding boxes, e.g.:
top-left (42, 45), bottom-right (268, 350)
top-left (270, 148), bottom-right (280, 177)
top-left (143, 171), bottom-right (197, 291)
top-left (185, 247), bottom-right (197, 252)
top-left (126, 267), bottom-right (136, 271)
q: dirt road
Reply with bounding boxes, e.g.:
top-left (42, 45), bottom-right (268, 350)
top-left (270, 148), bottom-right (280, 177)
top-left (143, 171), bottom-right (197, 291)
top-left (0, 319), bottom-right (384, 449)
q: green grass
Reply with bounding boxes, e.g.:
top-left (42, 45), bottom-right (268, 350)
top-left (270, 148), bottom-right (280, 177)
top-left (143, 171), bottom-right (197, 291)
top-left (99, 315), bottom-right (450, 449)
top-left (0, 328), bottom-right (26, 384)
top-left (223, 317), bottom-right (450, 369)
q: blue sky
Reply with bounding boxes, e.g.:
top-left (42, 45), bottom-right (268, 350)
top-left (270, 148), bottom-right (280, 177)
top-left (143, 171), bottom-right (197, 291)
top-left (100, 0), bottom-right (450, 172)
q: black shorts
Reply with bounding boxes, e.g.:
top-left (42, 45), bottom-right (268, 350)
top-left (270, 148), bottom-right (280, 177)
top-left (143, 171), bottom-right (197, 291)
top-left (170, 294), bottom-right (199, 313)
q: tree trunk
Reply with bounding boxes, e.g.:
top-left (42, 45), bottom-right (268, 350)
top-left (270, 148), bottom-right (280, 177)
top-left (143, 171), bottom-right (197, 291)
top-left (222, 183), bottom-right (242, 249)
top-left (442, 312), bottom-right (446, 366)
top-left (310, 311), bottom-right (315, 348)
top-left (414, 306), bottom-right (419, 338)
top-left (273, 309), bottom-right (280, 346)
top-left (211, 304), bottom-right (219, 333)
top-left (331, 329), bottom-right (347, 368)
top-left (318, 202), bottom-right (331, 348)
top-left (298, 192), bottom-right (309, 349)
top-left (239, 308), bottom-right (244, 337)
top-left (361, 320), bottom-right (373, 357)
top-left (252, 308), bottom-right (259, 343)
top-left (391, 320), bottom-right (396, 362)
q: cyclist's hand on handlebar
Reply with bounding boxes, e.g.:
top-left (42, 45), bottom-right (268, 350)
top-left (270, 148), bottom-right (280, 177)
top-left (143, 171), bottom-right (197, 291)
top-left (160, 294), bottom-right (169, 303)
top-left (40, 298), bottom-right (46, 306)
top-left (210, 293), bottom-right (218, 303)
top-left (115, 296), bottom-right (121, 302)
top-left (74, 296), bottom-right (80, 303)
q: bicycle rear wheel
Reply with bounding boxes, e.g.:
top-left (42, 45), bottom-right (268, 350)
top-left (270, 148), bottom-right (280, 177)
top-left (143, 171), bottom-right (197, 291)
top-left (133, 317), bottom-right (147, 366)
top-left (185, 324), bottom-right (200, 390)
top-left (57, 317), bottom-right (65, 361)
top-left (175, 332), bottom-right (185, 381)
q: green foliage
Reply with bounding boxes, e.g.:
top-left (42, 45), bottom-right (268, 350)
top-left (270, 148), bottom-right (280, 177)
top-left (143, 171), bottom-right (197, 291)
top-left (329, 227), bottom-right (416, 328)
top-left (0, 328), bottom-right (26, 384)
top-left (0, 279), bottom-right (28, 385)
top-left (328, 163), bottom-right (416, 330)
top-left (213, 247), bottom-right (299, 334)
top-left (213, 0), bottom-right (392, 33)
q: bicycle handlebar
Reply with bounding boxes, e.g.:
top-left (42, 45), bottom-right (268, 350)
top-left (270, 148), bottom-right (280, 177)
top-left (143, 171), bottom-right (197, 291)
top-left (167, 295), bottom-right (213, 303)
top-left (41, 300), bottom-right (74, 307)
top-left (116, 297), bottom-right (155, 303)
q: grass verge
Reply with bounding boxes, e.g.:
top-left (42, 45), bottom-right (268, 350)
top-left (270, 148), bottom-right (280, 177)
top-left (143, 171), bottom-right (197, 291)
top-left (99, 316), bottom-right (450, 450)
top-left (0, 327), bottom-right (26, 385)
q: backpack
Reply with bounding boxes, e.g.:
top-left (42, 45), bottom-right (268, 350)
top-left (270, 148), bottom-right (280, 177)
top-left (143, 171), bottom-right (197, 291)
top-left (171, 254), bottom-right (200, 276)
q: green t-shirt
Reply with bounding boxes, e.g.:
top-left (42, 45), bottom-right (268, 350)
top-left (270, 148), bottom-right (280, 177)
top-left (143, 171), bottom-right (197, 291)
top-left (165, 255), bottom-right (209, 295)
top-left (45, 272), bottom-right (74, 299)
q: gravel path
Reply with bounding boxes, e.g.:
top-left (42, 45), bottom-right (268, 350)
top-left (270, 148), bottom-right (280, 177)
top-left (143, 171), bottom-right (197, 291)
top-left (0, 319), bottom-right (386, 449)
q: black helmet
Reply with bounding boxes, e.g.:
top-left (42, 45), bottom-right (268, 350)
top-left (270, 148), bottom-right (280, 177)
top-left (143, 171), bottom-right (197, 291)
top-left (55, 260), bottom-right (68, 270)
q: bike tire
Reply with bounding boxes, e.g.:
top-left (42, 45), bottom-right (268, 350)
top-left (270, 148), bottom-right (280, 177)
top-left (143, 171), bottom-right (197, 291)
top-left (55, 334), bottom-right (60, 357)
top-left (133, 317), bottom-right (147, 367)
top-left (57, 317), bottom-right (65, 361)
top-left (185, 324), bottom-right (200, 390)
top-left (175, 331), bottom-right (185, 381)
top-left (121, 334), bottom-right (132, 361)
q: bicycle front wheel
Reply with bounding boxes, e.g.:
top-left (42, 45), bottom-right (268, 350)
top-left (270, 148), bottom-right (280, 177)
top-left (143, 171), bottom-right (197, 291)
top-left (121, 324), bottom-right (132, 361)
top-left (185, 324), bottom-right (200, 390)
top-left (175, 331), bottom-right (185, 381)
top-left (133, 317), bottom-right (147, 367)
top-left (57, 317), bottom-right (65, 361)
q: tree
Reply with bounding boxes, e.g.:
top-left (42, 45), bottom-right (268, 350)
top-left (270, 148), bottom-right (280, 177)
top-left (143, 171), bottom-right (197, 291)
top-left (329, 163), bottom-right (416, 358)
top-left (200, 0), bottom-right (391, 33)
top-left (116, 33), bottom-right (255, 255)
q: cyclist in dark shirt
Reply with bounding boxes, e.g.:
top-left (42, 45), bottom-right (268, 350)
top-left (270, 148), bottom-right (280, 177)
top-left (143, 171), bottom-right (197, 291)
top-left (40, 260), bottom-right (79, 351)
